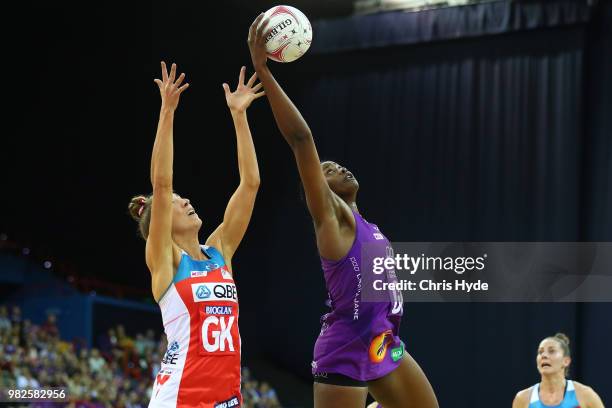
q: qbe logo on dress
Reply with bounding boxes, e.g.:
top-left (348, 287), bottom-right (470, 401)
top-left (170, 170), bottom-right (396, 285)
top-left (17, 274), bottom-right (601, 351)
top-left (191, 283), bottom-right (237, 303)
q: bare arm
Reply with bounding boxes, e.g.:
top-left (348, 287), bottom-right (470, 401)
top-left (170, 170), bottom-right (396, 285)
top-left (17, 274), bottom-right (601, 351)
top-left (150, 64), bottom-right (184, 183)
top-left (206, 67), bottom-right (264, 266)
top-left (576, 383), bottom-right (605, 408)
top-left (591, 391), bottom-right (606, 408)
top-left (145, 62), bottom-right (189, 297)
top-left (588, 391), bottom-right (606, 408)
top-left (247, 14), bottom-right (338, 227)
top-left (512, 389), bottom-right (530, 408)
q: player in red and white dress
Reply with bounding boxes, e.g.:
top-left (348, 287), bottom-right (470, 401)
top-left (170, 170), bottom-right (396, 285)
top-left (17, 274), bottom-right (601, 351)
top-left (128, 62), bottom-right (264, 407)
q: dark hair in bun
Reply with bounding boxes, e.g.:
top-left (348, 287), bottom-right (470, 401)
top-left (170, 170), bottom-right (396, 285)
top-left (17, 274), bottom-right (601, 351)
top-left (128, 194), bottom-right (153, 240)
top-left (552, 333), bottom-right (570, 357)
top-left (545, 332), bottom-right (571, 376)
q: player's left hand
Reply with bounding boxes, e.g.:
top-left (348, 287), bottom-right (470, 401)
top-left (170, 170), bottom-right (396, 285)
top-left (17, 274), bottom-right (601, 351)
top-left (223, 66), bottom-right (265, 113)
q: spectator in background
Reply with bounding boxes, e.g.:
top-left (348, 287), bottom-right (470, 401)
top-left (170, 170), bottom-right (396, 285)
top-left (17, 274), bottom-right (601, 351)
top-left (98, 328), bottom-right (117, 360)
top-left (37, 369), bottom-right (50, 387)
top-left (79, 348), bottom-right (89, 361)
top-left (41, 313), bottom-right (60, 338)
top-left (134, 333), bottom-right (146, 356)
top-left (88, 348), bottom-right (106, 374)
top-left (11, 305), bottom-right (22, 325)
top-left (0, 369), bottom-right (14, 388)
top-left (244, 380), bottom-right (262, 406)
top-left (116, 325), bottom-right (134, 349)
top-left (122, 344), bottom-right (141, 380)
top-left (21, 319), bottom-right (34, 344)
top-left (0, 304), bottom-right (282, 407)
top-left (260, 382), bottom-right (281, 408)
top-left (16, 367), bottom-right (40, 389)
top-left (0, 346), bottom-right (16, 388)
top-left (11, 324), bottom-right (24, 350)
top-left (0, 306), bottom-right (11, 332)
top-left (242, 367), bottom-right (252, 383)
top-left (143, 329), bottom-right (156, 353)
top-left (5, 336), bottom-right (19, 355)
top-left (71, 336), bottom-right (88, 356)
top-left (127, 390), bottom-right (144, 408)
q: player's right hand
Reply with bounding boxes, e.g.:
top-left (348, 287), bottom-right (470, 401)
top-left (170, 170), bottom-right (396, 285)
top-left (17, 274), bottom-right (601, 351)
top-left (248, 13), bottom-right (270, 69)
top-left (153, 61), bottom-right (189, 112)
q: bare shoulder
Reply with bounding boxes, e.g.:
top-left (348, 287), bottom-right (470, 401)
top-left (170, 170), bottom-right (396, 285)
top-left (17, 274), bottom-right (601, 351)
top-left (145, 243), bottom-right (181, 302)
top-left (145, 241), bottom-right (181, 273)
top-left (573, 380), bottom-right (594, 395)
top-left (205, 224), bottom-right (224, 254)
top-left (573, 381), bottom-right (605, 408)
top-left (512, 387), bottom-right (532, 408)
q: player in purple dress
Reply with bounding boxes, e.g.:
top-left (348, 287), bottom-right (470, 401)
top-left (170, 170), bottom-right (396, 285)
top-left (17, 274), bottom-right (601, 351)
top-left (248, 14), bottom-right (439, 408)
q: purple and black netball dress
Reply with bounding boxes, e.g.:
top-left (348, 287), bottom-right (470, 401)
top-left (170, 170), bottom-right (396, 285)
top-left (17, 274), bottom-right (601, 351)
top-left (312, 209), bottom-right (404, 382)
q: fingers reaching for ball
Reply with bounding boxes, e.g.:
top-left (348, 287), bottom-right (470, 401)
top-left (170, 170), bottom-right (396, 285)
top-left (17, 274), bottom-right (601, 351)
top-left (168, 61), bottom-right (176, 82)
top-left (255, 16), bottom-right (270, 44)
top-left (246, 70), bottom-right (258, 88)
top-left (248, 13), bottom-right (265, 44)
top-left (248, 14), bottom-right (270, 69)
top-left (252, 83), bottom-right (263, 93)
top-left (153, 61), bottom-right (189, 112)
top-left (238, 65), bottom-right (246, 87)
top-left (224, 66), bottom-right (266, 113)
top-left (175, 72), bottom-right (186, 88)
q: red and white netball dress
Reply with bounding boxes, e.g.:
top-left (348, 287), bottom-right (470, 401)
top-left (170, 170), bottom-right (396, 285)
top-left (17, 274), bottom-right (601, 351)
top-left (149, 245), bottom-right (241, 408)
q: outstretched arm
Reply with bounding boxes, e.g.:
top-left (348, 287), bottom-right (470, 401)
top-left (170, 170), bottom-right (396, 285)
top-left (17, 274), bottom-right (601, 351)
top-left (247, 14), bottom-right (337, 227)
top-left (146, 62), bottom-right (189, 291)
top-left (207, 67), bottom-right (264, 265)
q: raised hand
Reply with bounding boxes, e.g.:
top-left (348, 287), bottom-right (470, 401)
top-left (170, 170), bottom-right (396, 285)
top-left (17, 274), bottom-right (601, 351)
top-left (223, 66), bottom-right (265, 113)
top-left (247, 13), bottom-right (270, 69)
top-left (153, 61), bottom-right (189, 112)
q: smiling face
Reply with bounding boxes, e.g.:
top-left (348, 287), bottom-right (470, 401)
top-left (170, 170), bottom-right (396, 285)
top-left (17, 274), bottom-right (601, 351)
top-left (537, 338), bottom-right (571, 377)
top-left (321, 161), bottom-right (359, 198)
top-left (171, 193), bottom-right (202, 236)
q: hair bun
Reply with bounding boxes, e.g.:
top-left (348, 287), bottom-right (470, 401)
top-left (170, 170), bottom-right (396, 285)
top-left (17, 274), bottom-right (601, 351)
top-left (554, 332), bottom-right (570, 346)
top-left (128, 195), bottom-right (147, 221)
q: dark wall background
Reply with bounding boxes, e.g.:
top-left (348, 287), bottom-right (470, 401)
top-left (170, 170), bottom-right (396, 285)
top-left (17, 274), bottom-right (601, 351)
top-left (2, 1), bottom-right (611, 407)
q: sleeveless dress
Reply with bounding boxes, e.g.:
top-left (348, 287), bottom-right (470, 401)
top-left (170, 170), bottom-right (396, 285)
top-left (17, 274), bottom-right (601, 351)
top-left (312, 210), bottom-right (405, 381)
top-left (149, 245), bottom-right (241, 408)
top-left (528, 380), bottom-right (580, 408)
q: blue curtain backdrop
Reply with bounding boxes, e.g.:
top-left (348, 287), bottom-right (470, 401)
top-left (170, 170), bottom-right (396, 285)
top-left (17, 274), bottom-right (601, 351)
top-left (301, 28), bottom-right (584, 241)
top-left (311, 0), bottom-right (591, 53)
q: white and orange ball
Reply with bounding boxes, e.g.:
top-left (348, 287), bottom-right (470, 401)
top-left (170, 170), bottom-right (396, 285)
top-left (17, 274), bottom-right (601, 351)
top-left (261, 5), bottom-right (313, 63)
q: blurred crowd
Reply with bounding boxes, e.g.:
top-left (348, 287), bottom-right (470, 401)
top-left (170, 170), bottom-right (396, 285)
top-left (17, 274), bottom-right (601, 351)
top-left (0, 305), bottom-right (281, 408)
